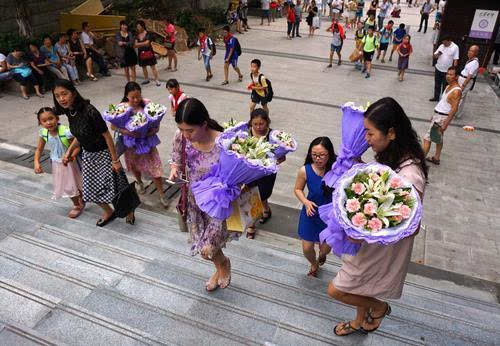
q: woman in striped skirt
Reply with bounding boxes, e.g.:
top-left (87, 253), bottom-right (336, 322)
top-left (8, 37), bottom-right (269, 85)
top-left (52, 79), bottom-right (130, 226)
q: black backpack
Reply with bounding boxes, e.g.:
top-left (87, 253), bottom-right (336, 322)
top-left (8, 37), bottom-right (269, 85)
top-left (208, 36), bottom-right (216, 56)
top-left (234, 37), bottom-right (242, 56)
top-left (254, 73), bottom-right (273, 102)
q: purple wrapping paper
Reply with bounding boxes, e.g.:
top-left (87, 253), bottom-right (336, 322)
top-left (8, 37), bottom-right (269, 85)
top-left (268, 130), bottom-right (298, 159)
top-left (144, 103), bottom-right (167, 128)
top-left (323, 103), bottom-right (370, 188)
top-left (224, 122), bottom-right (249, 133)
top-left (319, 163), bottom-right (423, 257)
top-left (102, 104), bottom-right (133, 128)
top-left (122, 134), bottom-right (160, 154)
top-left (191, 131), bottom-right (278, 220)
top-left (125, 117), bottom-right (150, 138)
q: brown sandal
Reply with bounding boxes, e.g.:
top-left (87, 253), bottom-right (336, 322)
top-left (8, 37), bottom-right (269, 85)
top-left (363, 303), bottom-right (392, 333)
top-left (307, 265), bottom-right (318, 277)
top-left (246, 226), bottom-right (256, 239)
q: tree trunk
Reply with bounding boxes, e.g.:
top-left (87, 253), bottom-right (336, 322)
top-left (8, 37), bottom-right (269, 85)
top-left (15, 0), bottom-right (33, 38)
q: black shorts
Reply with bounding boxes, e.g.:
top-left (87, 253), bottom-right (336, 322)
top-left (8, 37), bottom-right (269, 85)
top-left (363, 51), bottom-right (374, 61)
top-left (251, 90), bottom-right (269, 105)
top-left (379, 42), bottom-right (389, 51)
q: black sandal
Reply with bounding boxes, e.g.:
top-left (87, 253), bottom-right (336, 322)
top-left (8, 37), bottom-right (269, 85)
top-left (126, 214), bottom-right (136, 225)
top-left (363, 303), bottom-right (392, 333)
top-left (96, 212), bottom-right (117, 227)
top-left (259, 209), bottom-right (272, 224)
top-left (334, 321), bottom-right (367, 336)
top-left (246, 226), bottom-right (256, 239)
top-left (318, 255), bottom-right (327, 266)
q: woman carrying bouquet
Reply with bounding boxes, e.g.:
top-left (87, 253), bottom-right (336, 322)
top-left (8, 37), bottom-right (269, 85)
top-left (327, 97), bottom-right (428, 336)
top-left (294, 137), bottom-right (336, 277)
top-left (52, 79), bottom-right (125, 227)
top-left (169, 98), bottom-right (235, 291)
top-left (245, 109), bottom-right (283, 239)
top-left (113, 82), bottom-right (167, 209)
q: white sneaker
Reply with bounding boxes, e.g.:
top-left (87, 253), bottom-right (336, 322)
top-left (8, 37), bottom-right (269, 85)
top-left (137, 182), bottom-right (146, 194)
top-left (160, 195), bottom-right (169, 207)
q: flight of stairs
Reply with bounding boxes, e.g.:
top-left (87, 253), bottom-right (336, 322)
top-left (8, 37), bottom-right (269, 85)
top-left (0, 160), bottom-right (499, 345)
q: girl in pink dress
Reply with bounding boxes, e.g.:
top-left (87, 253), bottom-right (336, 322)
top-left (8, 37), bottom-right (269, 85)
top-left (113, 82), bottom-right (166, 211)
top-left (328, 97), bottom-right (428, 336)
top-left (170, 98), bottom-right (238, 292)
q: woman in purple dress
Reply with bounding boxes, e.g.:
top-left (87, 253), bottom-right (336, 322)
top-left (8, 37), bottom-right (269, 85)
top-left (169, 98), bottom-right (237, 291)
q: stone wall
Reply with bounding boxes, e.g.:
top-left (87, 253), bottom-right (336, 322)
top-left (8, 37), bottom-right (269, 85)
top-left (0, 0), bottom-right (85, 36)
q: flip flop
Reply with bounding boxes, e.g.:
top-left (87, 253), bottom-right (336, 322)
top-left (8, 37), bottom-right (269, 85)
top-left (307, 266), bottom-right (318, 277)
top-left (363, 303), bottom-right (392, 333)
top-left (334, 321), bottom-right (367, 336)
top-left (426, 157), bottom-right (440, 165)
top-left (259, 209), bottom-right (272, 224)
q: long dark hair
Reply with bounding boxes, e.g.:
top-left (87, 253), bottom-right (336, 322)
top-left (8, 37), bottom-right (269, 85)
top-left (175, 98), bottom-right (224, 132)
top-left (52, 79), bottom-right (88, 115)
top-left (304, 136), bottom-right (337, 173)
top-left (364, 97), bottom-right (428, 179)
top-left (121, 81), bottom-right (145, 108)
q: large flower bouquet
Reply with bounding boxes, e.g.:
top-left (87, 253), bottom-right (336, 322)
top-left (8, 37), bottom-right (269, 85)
top-left (144, 102), bottom-right (167, 128)
top-left (223, 118), bottom-right (248, 133)
top-left (319, 102), bottom-right (369, 225)
top-left (269, 130), bottom-right (297, 159)
top-left (320, 163), bottom-right (423, 257)
top-left (102, 103), bottom-right (133, 128)
top-left (191, 130), bottom-right (279, 220)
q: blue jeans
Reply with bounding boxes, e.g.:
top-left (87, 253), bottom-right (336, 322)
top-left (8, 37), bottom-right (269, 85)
top-left (202, 55), bottom-right (211, 70)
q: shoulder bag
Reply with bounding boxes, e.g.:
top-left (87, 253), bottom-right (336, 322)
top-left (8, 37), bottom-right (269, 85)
top-left (176, 135), bottom-right (189, 232)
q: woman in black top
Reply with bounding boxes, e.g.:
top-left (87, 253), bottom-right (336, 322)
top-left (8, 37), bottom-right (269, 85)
top-left (367, 0), bottom-right (378, 18)
top-left (52, 79), bottom-right (129, 226)
top-left (134, 20), bottom-right (160, 86)
top-left (67, 29), bottom-right (97, 81)
top-left (115, 21), bottom-right (137, 82)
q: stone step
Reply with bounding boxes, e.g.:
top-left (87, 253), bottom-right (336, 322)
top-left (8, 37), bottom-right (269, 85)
top-left (0, 321), bottom-right (66, 346)
top-left (1, 165), bottom-right (500, 345)
top-left (2, 213), bottom-right (498, 346)
top-left (0, 178), bottom-right (498, 323)
top-left (0, 278), bottom-right (166, 345)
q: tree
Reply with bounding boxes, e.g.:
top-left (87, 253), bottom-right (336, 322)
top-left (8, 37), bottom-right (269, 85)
top-left (15, 0), bottom-right (33, 38)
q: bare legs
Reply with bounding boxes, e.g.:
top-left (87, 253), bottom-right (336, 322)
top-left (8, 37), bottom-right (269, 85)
top-left (249, 101), bottom-right (269, 116)
top-left (223, 62), bottom-right (242, 83)
top-left (423, 139), bottom-right (443, 161)
top-left (202, 248), bottom-right (231, 291)
top-left (124, 65), bottom-right (137, 82)
top-left (302, 241), bottom-right (331, 276)
top-left (167, 50), bottom-right (177, 71)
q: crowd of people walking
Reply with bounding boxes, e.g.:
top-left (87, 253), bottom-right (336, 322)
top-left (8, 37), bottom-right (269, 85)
top-left (0, 0), bottom-right (490, 340)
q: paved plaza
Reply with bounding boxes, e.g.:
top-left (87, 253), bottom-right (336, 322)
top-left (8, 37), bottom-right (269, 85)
top-left (1, 6), bottom-right (499, 284)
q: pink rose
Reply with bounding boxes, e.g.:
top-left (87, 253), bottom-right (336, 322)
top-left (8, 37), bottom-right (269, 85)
top-left (351, 212), bottom-right (367, 227)
top-left (399, 205), bottom-right (412, 219)
top-left (368, 218), bottom-right (383, 231)
top-left (391, 215), bottom-right (403, 223)
top-left (389, 176), bottom-right (403, 189)
top-left (346, 198), bottom-right (361, 213)
top-left (351, 183), bottom-right (366, 195)
top-left (369, 173), bottom-right (380, 182)
top-left (363, 202), bottom-right (377, 216)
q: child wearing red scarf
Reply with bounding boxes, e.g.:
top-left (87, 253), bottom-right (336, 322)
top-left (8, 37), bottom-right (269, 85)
top-left (167, 79), bottom-right (187, 116)
top-left (197, 28), bottom-right (215, 81)
top-left (287, 4), bottom-right (296, 40)
top-left (222, 25), bottom-right (243, 85)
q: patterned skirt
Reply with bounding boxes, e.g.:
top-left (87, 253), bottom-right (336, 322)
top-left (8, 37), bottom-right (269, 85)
top-left (81, 149), bottom-right (119, 204)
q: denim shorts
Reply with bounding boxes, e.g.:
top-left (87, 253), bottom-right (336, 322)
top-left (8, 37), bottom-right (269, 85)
top-left (331, 44), bottom-right (342, 53)
top-left (202, 54), bottom-right (211, 69)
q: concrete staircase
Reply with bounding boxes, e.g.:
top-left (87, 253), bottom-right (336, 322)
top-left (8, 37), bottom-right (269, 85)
top-left (0, 160), bottom-right (499, 345)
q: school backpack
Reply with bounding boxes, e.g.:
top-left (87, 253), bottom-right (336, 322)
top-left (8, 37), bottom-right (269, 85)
top-left (258, 74), bottom-right (274, 102)
top-left (234, 37), bottom-right (242, 56)
top-left (208, 36), bottom-right (216, 56)
top-left (39, 124), bottom-right (71, 148)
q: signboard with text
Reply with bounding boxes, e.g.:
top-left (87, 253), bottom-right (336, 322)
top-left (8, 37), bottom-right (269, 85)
top-left (469, 9), bottom-right (498, 39)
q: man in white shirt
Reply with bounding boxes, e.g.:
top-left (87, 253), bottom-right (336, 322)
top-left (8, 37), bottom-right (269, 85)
top-left (456, 45), bottom-right (480, 118)
top-left (80, 21), bottom-right (110, 77)
top-left (417, 0), bottom-right (434, 33)
top-left (430, 37), bottom-right (459, 101)
top-left (260, 0), bottom-right (271, 26)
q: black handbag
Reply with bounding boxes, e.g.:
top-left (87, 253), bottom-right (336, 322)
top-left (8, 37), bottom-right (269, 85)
top-left (176, 136), bottom-right (189, 232)
top-left (112, 169), bottom-right (141, 218)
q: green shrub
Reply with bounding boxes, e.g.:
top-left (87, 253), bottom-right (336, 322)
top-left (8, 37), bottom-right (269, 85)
top-left (0, 32), bottom-right (46, 54)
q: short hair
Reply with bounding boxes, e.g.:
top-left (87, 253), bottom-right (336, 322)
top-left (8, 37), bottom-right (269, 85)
top-left (447, 66), bottom-right (457, 75)
top-left (441, 36), bottom-right (451, 42)
top-left (388, 20), bottom-right (394, 25)
top-left (251, 59), bottom-right (261, 68)
top-left (12, 45), bottom-right (23, 52)
top-left (166, 78), bottom-right (180, 89)
top-left (42, 35), bottom-right (52, 42)
top-left (223, 25), bottom-right (230, 32)
top-left (399, 23), bottom-right (405, 29)
top-left (82, 22), bottom-right (89, 29)
top-left (119, 20), bottom-right (128, 28)
top-left (368, 26), bottom-right (375, 31)
top-left (136, 20), bottom-right (146, 30)
top-left (67, 29), bottom-right (76, 37)
top-left (198, 27), bottom-right (205, 33)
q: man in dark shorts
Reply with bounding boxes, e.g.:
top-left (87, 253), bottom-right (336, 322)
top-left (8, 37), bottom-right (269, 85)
top-left (361, 26), bottom-right (378, 78)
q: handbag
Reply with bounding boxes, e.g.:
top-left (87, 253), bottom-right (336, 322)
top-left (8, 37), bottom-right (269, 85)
top-left (113, 131), bottom-right (126, 158)
top-left (139, 49), bottom-right (154, 61)
top-left (176, 136), bottom-right (189, 232)
top-left (112, 169), bottom-right (141, 218)
top-left (226, 186), bottom-right (264, 233)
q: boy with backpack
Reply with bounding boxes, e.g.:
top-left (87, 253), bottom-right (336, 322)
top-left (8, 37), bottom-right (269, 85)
top-left (362, 26), bottom-right (379, 79)
top-left (197, 28), bottom-right (216, 81)
top-left (249, 59), bottom-right (273, 115)
top-left (222, 25), bottom-right (243, 85)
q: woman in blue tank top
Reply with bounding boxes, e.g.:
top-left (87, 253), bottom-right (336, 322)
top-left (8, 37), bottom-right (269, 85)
top-left (294, 137), bottom-right (337, 277)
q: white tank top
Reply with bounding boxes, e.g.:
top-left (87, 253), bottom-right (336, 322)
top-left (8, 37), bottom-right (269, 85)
top-left (434, 85), bottom-right (461, 114)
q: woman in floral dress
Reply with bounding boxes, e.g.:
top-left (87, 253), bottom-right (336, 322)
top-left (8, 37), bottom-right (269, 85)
top-left (169, 98), bottom-right (235, 291)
